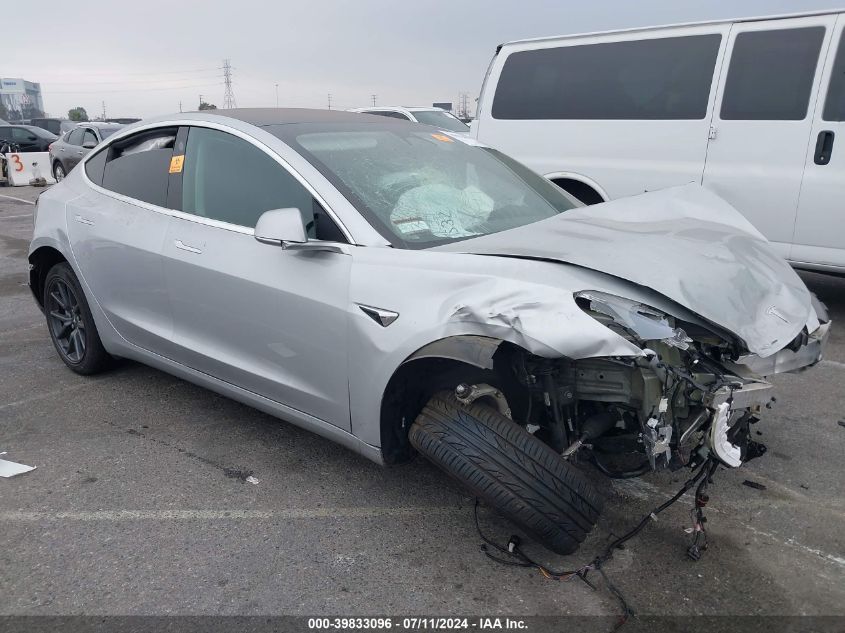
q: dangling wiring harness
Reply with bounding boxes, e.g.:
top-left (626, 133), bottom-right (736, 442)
top-left (474, 457), bottom-right (720, 630)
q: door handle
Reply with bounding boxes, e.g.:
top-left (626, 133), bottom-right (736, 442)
top-left (77, 151), bottom-right (84, 155)
top-left (174, 239), bottom-right (202, 254)
top-left (814, 130), bottom-right (835, 165)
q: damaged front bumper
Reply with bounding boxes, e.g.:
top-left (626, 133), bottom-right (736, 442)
top-left (736, 321), bottom-right (831, 376)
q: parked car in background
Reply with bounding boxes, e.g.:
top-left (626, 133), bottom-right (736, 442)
top-left (49, 122), bottom-right (123, 181)
top-left (349, 106), bottom-right (470, 133)
top-left (30, 117), bottom-right (74, 136)
top-left (0, 124), bottom-right (57, 152)
top-left (474, 9), bottom-right (845, 273)
top-left (28, 109), bottom-right (829, 555)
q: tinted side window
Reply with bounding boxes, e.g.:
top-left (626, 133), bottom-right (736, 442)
top-left (492, 34), bottom-right (722, 120)
top-left (721, 27), bottom-right (824, 120)
top-left (823, 30), bottom-right (845, 121)
top-left (67, 128), bottom-right (85, 146)
top-left (12, 128), bottom-right (38, 142)
top-left (84, 148), bottom-right (107, 186)
top-left (101, 128), bottom-right (177, 207)
top-left (369, 111), bottom-right (412, 120)
top-left (181, 126), bottom-right (346, 241)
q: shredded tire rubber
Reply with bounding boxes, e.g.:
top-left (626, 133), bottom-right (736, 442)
top-left (409, 390), bottom-right (602, 554)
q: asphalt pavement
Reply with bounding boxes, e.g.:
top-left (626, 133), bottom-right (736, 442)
top-left (1, 186), bottom-right (843, 624)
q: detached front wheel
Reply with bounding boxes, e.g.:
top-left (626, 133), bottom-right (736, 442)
top-left (410, 391), bottom-right (602, 555)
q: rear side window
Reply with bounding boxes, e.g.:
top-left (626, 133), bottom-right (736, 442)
top-left (720, 27), bottom-right (824, 120)
top-left (180, 126), bottom-right (345, 240)
top-left (67, 128), bottom-right (84, 146)
top-left (367, 111), bottom-right (412, 120)
top-left (492, 34), bottom-right (722, 120)
top-left (84, 148), bottom-right (107, 186)
top-left (82, 129), bottom-right (98, 147)
top-left (101, 128), bottom-right (177, 207)
top-left (823, 30), bottom-right (845, 121)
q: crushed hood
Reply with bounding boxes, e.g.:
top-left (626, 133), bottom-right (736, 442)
top-left (436, 184), bottom-right (810, 357)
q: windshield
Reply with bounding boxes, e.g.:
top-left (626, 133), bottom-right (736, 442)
top-left (278, 124), bottom-right (578, 248)
top-left (411, 110), bottom-right (470, 132)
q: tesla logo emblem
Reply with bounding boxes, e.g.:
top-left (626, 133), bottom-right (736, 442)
top-left (766, 306), bottom-right (789, 324)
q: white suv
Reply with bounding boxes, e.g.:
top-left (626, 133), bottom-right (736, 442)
top-left (349, 106), bottom-right (470, 134)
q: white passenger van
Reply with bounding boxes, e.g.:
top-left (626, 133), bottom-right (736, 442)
top-left (473, 10), bottom-right (845, 272)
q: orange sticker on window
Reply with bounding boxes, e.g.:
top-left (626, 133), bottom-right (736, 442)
top-left (169, 155), bottom-right (184, 174)
top-left (431, 133), bottom-right (453, 143)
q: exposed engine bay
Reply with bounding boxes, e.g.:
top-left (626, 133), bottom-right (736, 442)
top-left (467, 290), bottom-right (832, 476)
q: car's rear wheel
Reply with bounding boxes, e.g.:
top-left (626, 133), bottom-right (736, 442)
top-left (53, 161), bottom-right (66, 182)
top-left (409, 391), bottom-right (602, 555)
top-left (44, 263), bottom-right (112, 375)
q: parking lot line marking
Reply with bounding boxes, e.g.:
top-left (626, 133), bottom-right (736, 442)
top-left (0, 193), bottom-right (36, 205)
top-left (0, 383), bottom-right (95, 411)
top-left (0, 506), bottom-right (458, 521)
top-left (820, 359), bottom-right (845, 370)
top-left (0, 213), bottom-right (33, 219)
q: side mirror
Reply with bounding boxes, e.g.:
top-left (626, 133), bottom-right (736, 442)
top-left (82, 140), bottom-right (97, 149)
top-left (254, 207), bottom-right (307, 246)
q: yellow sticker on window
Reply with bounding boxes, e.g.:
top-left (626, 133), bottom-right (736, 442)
top-left (431, 133), bottom-right (453, 143)
top-left (169, 155), bottom-right (185, 174)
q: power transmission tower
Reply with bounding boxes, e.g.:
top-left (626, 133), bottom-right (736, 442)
top-left (457, 93), bottom-right (469, 119)
top-left (101, 101), bottom-right (107, 120)
top-left (222, 59), bottom-right (237, 109)
top-left (327, 93), bottom-right (332, 110)
top-left (371, 94), bottom-right (377, 107)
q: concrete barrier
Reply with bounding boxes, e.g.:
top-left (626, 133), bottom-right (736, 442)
top-left (4, 152), bottom-right (56, 186)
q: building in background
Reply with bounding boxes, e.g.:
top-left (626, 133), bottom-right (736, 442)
top-left (0, 78), bottom-right (44, 122)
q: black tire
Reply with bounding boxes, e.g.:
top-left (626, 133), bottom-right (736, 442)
top-left (43, 262), bottom-right (112, 375)
top-left (53, 161), bottom-right (66, 182)
top-left (410, 391), bottom-right (602, 555)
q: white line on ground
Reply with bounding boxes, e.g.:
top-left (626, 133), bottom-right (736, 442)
top-left (0, 213), bottom-right (34, 219)
top-left (741, 523), bottom-right (845, 568)
top-left (0, 382), bottom-right (95, 411)
top-left (0, 507), bottom-right (458, 521)
top-left (820, 359), bottom-right (845, 370)
top-left (0, 193), bottom-right (36, 205)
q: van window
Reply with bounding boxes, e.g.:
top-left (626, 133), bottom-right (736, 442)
top-left (101, 128), bottom-right (177, 207)
top-left (720, 27), bottom-right (824, 121)
top-left (823, 30), bottom-right (845, 121)
top-left (491, 34), bottom-right (722, 120)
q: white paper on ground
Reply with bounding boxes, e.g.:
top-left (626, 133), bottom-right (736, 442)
top-left (0, 458), bottom-right (36, 478)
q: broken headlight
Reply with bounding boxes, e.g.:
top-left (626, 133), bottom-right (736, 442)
top-left (574, 290), bottom-right (692, 350)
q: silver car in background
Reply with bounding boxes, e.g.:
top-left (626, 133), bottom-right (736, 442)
top-left (29, 109), bottom-right (829, 554)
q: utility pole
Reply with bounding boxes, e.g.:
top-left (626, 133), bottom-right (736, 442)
top-left (222, 59), bottom-right (237, 109)
top-left (179, 101), bottom-right (182, 113)
top-left (327, 93), bottom-right (332, 110)
top-left (371, 94), bottom-right (377, 107)
top-left (275, 83), bottom-right (279, 108)
top-left (101, 101), bottom-right (106, 120)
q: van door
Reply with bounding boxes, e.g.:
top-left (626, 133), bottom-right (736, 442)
top-left (702, 16), bottom-right (835, 258)
top-left (791, 17), bottom-right (845, 269)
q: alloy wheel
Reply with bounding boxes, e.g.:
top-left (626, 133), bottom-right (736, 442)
top-left (46, 278), bottom-right (86, 363)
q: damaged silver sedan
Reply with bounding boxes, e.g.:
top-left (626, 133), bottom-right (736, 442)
top-left (29, 109), bottom-right (830, 554)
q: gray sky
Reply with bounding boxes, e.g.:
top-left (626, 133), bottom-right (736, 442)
top-left (7, 0), bottom-right (845, 119)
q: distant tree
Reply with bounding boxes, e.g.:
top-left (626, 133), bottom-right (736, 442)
top-left (68, 107), bottom-right (89, 122)
top-left (198, 101), bottom-right (217, 111)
